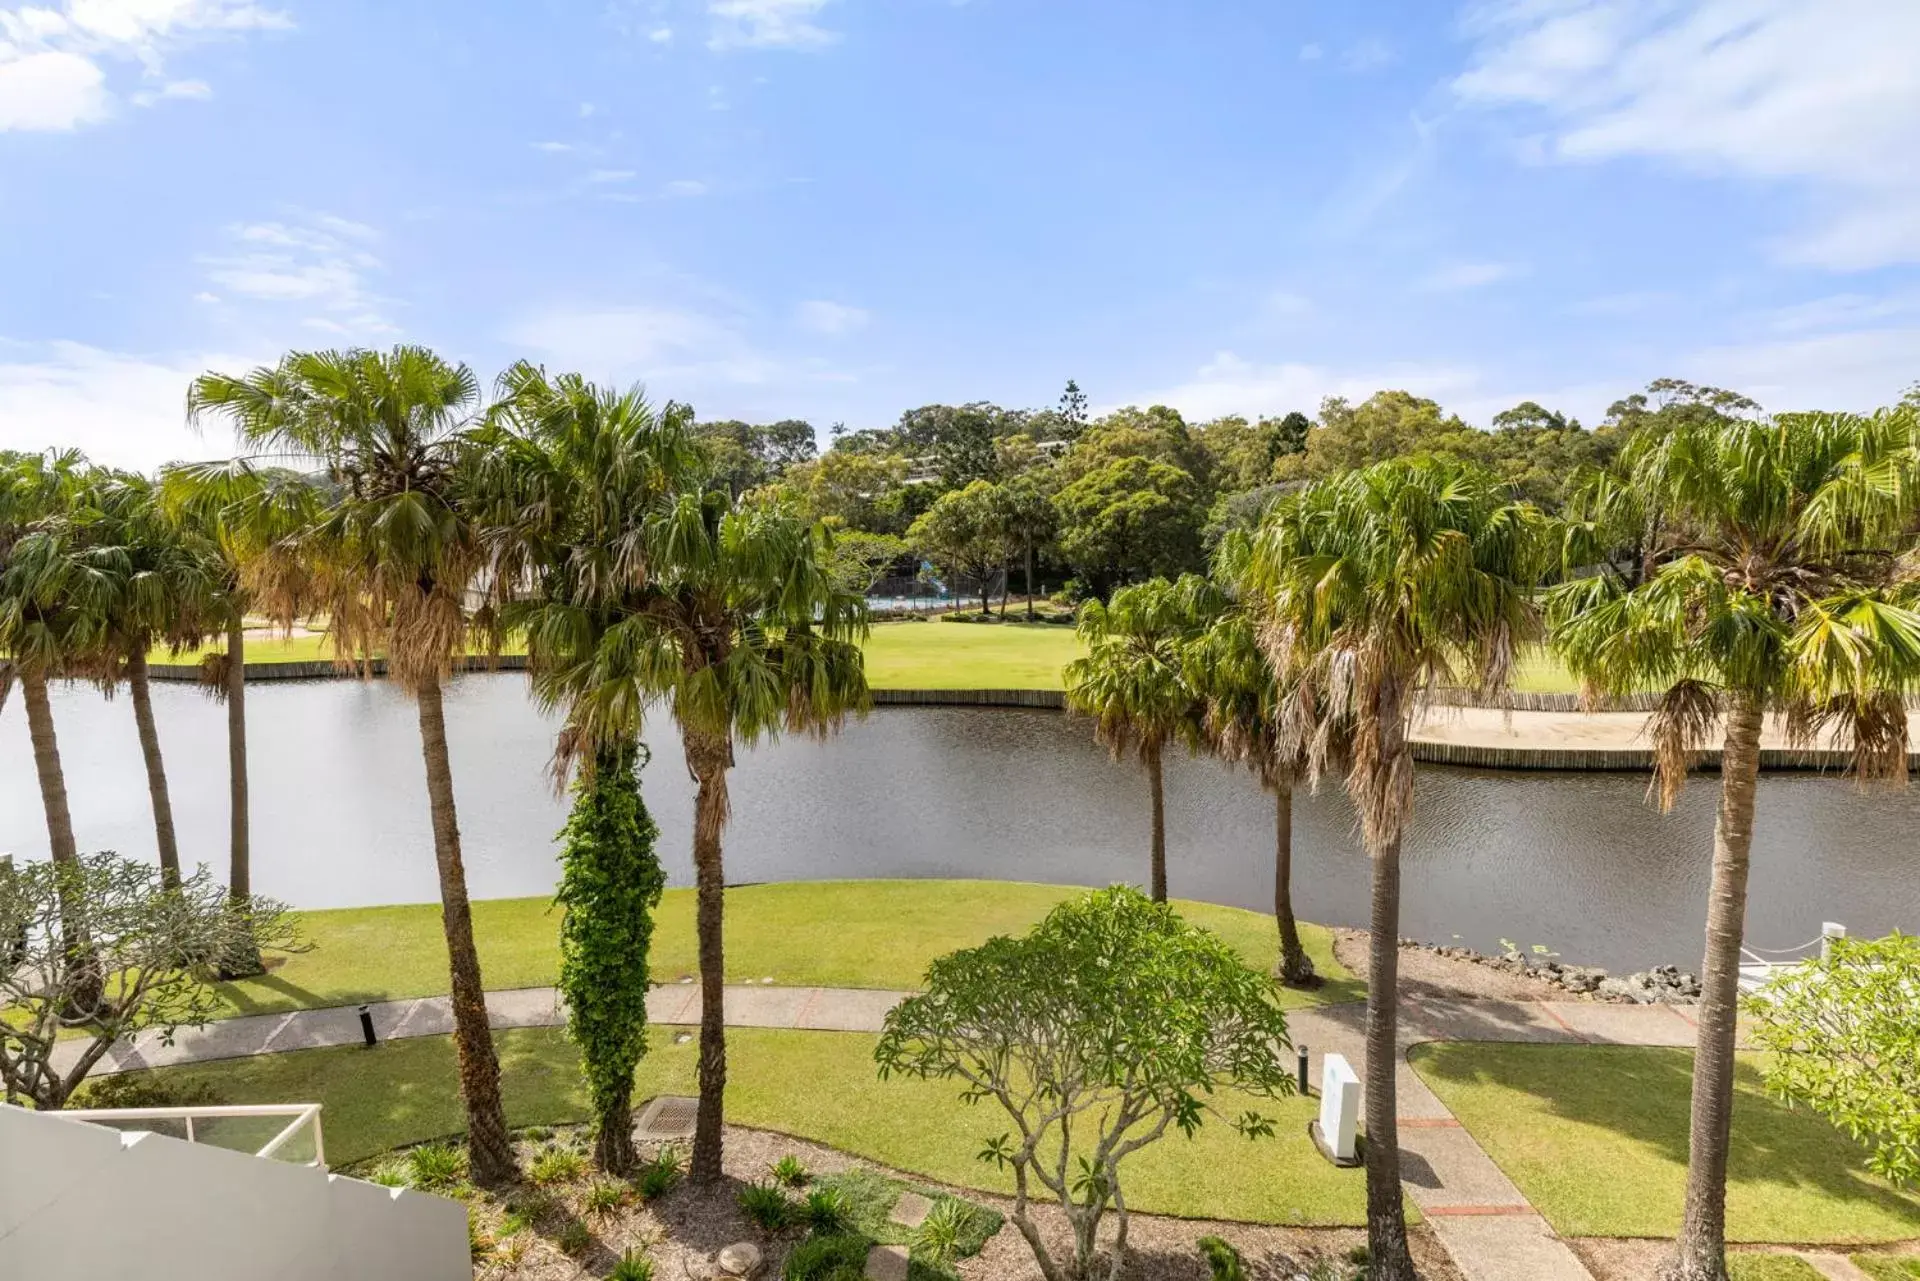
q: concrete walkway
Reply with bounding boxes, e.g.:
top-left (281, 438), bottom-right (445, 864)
top-left (60, 987), bottom-right (1713, 1281)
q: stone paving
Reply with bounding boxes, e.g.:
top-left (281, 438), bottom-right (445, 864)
top-left (53, 986), bottom-right (1743, 1281)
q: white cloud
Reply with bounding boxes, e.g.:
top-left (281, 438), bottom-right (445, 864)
top-left (0, 339), bottom-right (269, 470)
top-left (506, 305), bottom-right (771, 384)
top-left (1685, 328), bottom-right (1920, 413)
top-left (1120, 352), bottom-right (1485, 423)
top-left (191, 290), bottom-right (219, 303)
top-left (1297, 42), bottom-right (1322, 61)
top-left (587, 168), bottom-right (636, 184)
top-left (1453, 0), bottom-right (1920, 269)
top-left (648, 25), bottom-right (672, 42)
top-left (663, 179), bottom-right (707, 198)
top-left (0, 0), bottom-right (287, 131)
top-left (1416, 261), bottom-right (1522, 292)
top-left (708, 0), bottom-right (837, 51)
top-left (795, 299), bottom-right (868, 336)
top-left (1264, 290), bottom-right (1314, 318)
top-left (531, 140), bottom-right (574, 153)
top-left (1343, 37), bottom-right (1394, 71)
top-left (198, 213), bottom-right (396, 336)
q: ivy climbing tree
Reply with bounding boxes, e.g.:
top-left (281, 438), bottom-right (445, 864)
top-left (556, 742), bottom-right (665, 1174)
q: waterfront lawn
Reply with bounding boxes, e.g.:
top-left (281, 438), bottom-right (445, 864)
top-left (216, 879), bottom-right (1360, 1019)
top-left (1728, 1259), bottom-right (1826, 1281)
top-left (860, 619), bottom-right (1083, 689)
top-left (1410, 1043), bottom-right (1920, 1244)
top-left (140, 1026), bottom-right (1369, 1226)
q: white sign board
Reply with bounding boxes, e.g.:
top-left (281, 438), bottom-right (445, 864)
top-left (1317, 1053), bottom-right (1361, 1163)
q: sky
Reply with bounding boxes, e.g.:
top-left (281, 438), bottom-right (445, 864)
top-left (2, 0), bottom-right (1917, 470)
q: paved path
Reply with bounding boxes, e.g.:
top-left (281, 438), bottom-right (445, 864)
top-left (61, 987), bottom-right (1713, 1281)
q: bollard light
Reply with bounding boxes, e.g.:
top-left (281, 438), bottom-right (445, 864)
top-left (358, 1004), bottom-right (378, 1048)
top-left (1297, 1044), bottom-right (1310, 1096)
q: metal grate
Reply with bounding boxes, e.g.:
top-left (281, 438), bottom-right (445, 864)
top-left (633, 1095), bottom-right (699, 1140)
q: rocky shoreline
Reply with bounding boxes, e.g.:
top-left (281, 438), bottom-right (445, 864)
top-left (1406, 940), bottom-right (1703, 1005)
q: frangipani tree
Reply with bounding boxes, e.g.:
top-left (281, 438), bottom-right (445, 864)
top-left (1550, 406), bottom-right (1920, 1281)
top-left (1063, 574), bottom-right (1218, 903)
top-left (1250, 458), bottom-right (1550, 1281)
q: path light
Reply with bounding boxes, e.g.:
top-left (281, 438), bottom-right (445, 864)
top-left (1296, 1044), bottom-right (1310, 1096)
top-left (358, 1005), bottom-right (377, 1048)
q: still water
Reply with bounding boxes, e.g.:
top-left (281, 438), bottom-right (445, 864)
top-left (3, 675), bottom-right (1916, 972)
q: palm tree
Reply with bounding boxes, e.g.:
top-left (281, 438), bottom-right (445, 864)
top-left (1063, 575), bottom-right (1216, 903)
top-left (1549, 407), bottom-right (1920, 1281)
top-left (1249, 457), bottom-right (1549, 1281)
top-left (186, 346), bottom-right (516, 1185)
top-left (1186, 528), bottom-right (1315, 984)
top-left (599, 488), bottom-right (868, 1184)
top-left (468, 362), bottom-right (699, 1172)
top-left (161, 459), bottom-right (321, 977)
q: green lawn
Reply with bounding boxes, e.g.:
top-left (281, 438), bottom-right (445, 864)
top-left (1854, 1255), bottom-right (1920, 1280)
top-left (1727, 1258), bottom-right (1826, 1281)
top-left (142, 1025), bottom-right (1370, 1226)
top-left (859, 620), bottom-right (1083, 689)
top-left (1411, 1043), bottom-right (1920, 1244)
top-left (216, 879), bottom-right (1360, 1020)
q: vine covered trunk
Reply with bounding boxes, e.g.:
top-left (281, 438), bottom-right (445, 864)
top-left (1146, 745), bottom-right (1167, 903)
top-left (686, 728), bottom-right (734, 1185)
top-left (416, 674), bottom-right (515, 1185)
top-left (1273, 778), bottom-right (1315, 985)
top-left (126, 648), bottom-right (182, 890)
top-left (215, 618), bottom-right (265, 979)
top-left (1659, 692), bottom-right (1765, 1281)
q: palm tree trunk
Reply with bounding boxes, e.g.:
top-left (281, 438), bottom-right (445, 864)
top-left (686, 728), bottom-right (734, 1185)
top-left (216, 617), bottom-right (264, 979)
top-left (1273, 778), bottom-right (1315, 985)
top-left (1147, 745), bottom-right (1167, 903)
top-left (1660, 692), bottom-right (1764, 1281)
top-left (415, 673), bottom-right (515, 1186)
top-left (1364, 828), bottom-right (1417, 1281)
top-left (1025, 541), bottom-right (1036, 623)
top-left (126, 648), bottom-right (182, 890)
top-left (22, 665), bottom-right (102, 1014)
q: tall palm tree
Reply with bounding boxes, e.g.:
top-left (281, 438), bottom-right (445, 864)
top-left (186, 346), bottom-right (517, 1185)
top-left (1063, 575), bottom-right (1216, 903)
top-left (1250, 458), bottom-right (1549, 1281)
top-left (91, 473), bottom-right (220, 890)
top-left (1550, 407), bottom-right (1920, 1281)
top-left (160, 460), bottom-right (321, 976)
top-left (596, 488), bottom-right (868, 1184)
top-left (1186, 529), bottom-right (1315, 984)
top-left (468, 362), bottom-right (700, 1172)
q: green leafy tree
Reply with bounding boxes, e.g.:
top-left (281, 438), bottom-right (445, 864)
top-left (186, 345), bottom-right (517, 1184)
top-left (1064, 576), bottom-right (1217, 902)
top-left (1747, 933), bottom-right (1920, 1189)
top-left (907, 480), bottom-right (1008, 614)
top-left (1250, 458), bottom-right (1550, 1281)
top-left (820, 528), bottom-right (909, 598)
top-left (1549, 406), bottom-right (1920, 1281)
top-left (876, 886), bottom-right (1294, 1281)
top-left (1053, 455), bottom-right (1206, 596)
top-left (990, 471), bottom-right (1059, 620)
top-left (1272, 410), bottom-right (1311, 457)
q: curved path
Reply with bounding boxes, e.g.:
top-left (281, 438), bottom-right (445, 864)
top-left (57, 985), bottom-right (1733, 1281)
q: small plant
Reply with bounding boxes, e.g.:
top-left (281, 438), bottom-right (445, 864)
top-left (584, 1178), bottom-right (630, 1216)
top-left (556, 1219), bottom-right (593, 1256)
top-left (406, 1143), bottom-right (467, 1190)
top-left (1346, 1243), bottom-right (1371, 1267)
top-left (914, 1199), bottom-right (977, 1268)
top-left (738, 1180), bottom-right (795, 1231)
top-left (365, 1163), bottom-right (408, 1188)
top-left (495, 1233), bottom-right (530, 1267)
top-left (529, 1145), bottom-right (588, 1187)
top-left (635, 1146), bottom-right (683, 1200)
top-left (1197, 1235), bottom-right (1246, 1281)
top-left (783, 1233), bottom-right (870, 1281)
top-left (522, 1126), bottom-right (553, 1142)
top-left (500, 1190), bottom-right (557, 1237)
top-left (801, 1186), bottom-right (852, 1234)
top-left (466, 1208), bottom-right (494, 1260)
top-left (610, 1251), bottom-right (658, 1281)
top-left (769, 1153), bottom-right (811, 1187)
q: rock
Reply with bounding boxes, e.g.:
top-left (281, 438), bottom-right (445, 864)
top-left (865, 1244), bottom-right (910, 1281)
top-left (888, 1190), bottom-right (934, 1229)
top-left (717, 1242), bottom-right (763, 1277)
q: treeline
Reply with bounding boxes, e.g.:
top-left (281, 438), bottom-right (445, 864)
top-left (703, 376), bottom-right (1777, 603)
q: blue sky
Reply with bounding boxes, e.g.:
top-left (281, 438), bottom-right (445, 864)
top-left (2, 0), bottom-right (1916, 469)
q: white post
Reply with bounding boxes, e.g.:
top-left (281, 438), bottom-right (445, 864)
top-left (1821, 922), bottom-right (1846, 961)
top-left (1312, 1053), bottom-right (1362, 1166)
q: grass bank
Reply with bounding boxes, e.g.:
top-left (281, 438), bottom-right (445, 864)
top-left (1411, 1042), bottom-right (1920, 1244)
top-left (132, 1025), bottom-right (1370, 1226)
top-left (216, 879), bottom-right (1361, 1021)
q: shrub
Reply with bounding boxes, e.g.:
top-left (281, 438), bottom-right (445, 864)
top-left (610, 1251), bottom-right (658, 1281)
top-left (406, 1143), bottom-right (468, 1190)
top-left (521, 1126), bottom-right (553, 1142)
top-left (770, 1154), bottom-right (811, 1188)
top-left (635, 1147), bottom-right (682, 1200)
top-left (914, 1199), bottom-right (977, 1268)
top-left (556, 1219), bottom-right (593, 1256)
top-left (584, 1179), bottom-right (630, 1216)
top-left (366, 1164), bottom-right (408, 1188)
top-left (801, 1186), bottom-right (852, 1234)
top-left (71, 1073), bottom-right (222, 1112)
top-left (500, 1190), bottom-right (557, 1237)
top-left (784, 1234), bottom-right (870, 1281)
top-left (466, 1208), bottom-right (493, 1260)
top-left (530, 1145), bottom-right (588, 1187)
top-left (1197, 1235), bottom-right (1246, 1281)
top-left (738, 1181), bottom-right (795, 1231)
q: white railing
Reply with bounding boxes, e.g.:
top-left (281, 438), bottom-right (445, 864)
top-left (57, 1102), bottom-right (325, 1169)
top-left (1739, 922), bottom-right (1845, 993)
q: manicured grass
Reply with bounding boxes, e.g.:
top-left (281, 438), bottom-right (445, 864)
top-left (859, 619), bottom-right (1083, 690)
top-left (216, 879), bottom-right (1361, 1020)
top-left (1511, 647), bottom-right (1580, 694)
top-left (145, 1026), bottom-right (1370, 1226)
top-left (1410, 1043), bottom-right (1920, 1244)
top-left (1728, 1256), bottom-right (1827, 1281)
top-left (1853, 1256), bottom-right (1920, 1281)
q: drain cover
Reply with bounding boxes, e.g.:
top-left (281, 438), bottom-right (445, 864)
top-left (633, 1094), bottom-right (699, 1140)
